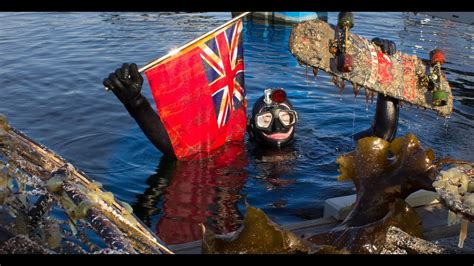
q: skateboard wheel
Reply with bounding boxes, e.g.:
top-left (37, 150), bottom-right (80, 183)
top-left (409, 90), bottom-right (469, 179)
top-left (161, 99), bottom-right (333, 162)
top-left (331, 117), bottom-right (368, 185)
top-left (337, 53), bottom-right (353, 72)
top-left (430, 49), bottom-right (446, 65)
top-left (432, 89), bottom-right (448, 106)
top-left (337, 12), bottom-right (354, 29)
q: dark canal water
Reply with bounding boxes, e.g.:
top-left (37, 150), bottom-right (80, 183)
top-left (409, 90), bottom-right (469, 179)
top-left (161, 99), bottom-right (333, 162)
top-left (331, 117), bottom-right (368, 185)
top-left (0, 12), bottom-right (472, 245)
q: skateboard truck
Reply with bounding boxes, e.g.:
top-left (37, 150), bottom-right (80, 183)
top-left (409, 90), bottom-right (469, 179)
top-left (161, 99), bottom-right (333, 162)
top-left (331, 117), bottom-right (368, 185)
top-left (429, 49), bottom-right (448, 106)
top-left (335, 12), bottom-right (354, 73)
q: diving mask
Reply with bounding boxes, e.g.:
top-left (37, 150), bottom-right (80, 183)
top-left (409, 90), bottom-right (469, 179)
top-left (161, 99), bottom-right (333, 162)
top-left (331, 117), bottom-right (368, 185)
top-left (255, 88), bottom-right (298, 130)
top-left (255, 109), bottom-right (298, 130)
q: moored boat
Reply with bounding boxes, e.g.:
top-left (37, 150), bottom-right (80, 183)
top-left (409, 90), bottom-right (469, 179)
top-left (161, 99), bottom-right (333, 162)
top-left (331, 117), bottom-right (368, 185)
top-left (232, 12), bottom-right (328, 24)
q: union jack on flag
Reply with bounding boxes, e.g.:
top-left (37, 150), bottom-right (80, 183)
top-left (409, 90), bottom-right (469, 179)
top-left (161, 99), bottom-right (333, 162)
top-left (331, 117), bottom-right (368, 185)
top-left (200, 20), bottom-right (245, 128)
top-left (144, 18), bottom-right (247, 160)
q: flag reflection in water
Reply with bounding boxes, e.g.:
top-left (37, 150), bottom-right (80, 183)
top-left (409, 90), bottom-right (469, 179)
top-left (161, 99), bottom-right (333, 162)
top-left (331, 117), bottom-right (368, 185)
top-left (133, 142), bottom-right (248, 245)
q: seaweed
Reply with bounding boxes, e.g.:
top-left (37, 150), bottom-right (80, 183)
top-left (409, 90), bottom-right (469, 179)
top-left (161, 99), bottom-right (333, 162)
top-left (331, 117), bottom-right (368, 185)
top-left (203, 134), bottom-right (447, 254)
top-left (202, 203), bottom-right (345, 254)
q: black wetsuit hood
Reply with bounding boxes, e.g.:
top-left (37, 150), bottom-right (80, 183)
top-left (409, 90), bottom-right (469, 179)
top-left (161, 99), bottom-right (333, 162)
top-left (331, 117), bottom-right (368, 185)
top-left (249, 95), bottom-right (297, 148)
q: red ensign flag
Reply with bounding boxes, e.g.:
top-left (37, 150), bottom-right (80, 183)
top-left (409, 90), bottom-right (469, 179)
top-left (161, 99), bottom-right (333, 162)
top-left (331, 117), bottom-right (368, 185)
top-left (145, 19), bottom-right (246, 160)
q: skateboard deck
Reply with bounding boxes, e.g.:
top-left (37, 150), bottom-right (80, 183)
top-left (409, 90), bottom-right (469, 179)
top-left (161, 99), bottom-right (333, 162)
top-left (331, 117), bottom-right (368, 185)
top-left (289, 19), bottom-right (453, 117)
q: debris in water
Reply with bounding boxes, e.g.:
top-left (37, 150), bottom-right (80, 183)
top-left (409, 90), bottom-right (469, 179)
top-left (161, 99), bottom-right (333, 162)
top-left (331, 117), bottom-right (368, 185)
top-left (459, 218), bottom-right (468, 248)
top-left (364, 88), bottom-right (370, 105)
top-left (433, 162), bottom-right (474, 249)
top-left (447, 210), bottom-right (459, 226)
top-left (351, 82), bottom-right (361, 98)
top-left (338, 79), bottom-right (346, 96)
top-left (331, 74), bottom-right (339, 88)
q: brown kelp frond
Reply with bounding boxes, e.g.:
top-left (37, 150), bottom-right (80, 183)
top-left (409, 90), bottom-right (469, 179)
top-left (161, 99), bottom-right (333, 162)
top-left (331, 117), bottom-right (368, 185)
top-left (307, 199), bottom-right (422, 254)
top-left (202, 204), bottom-right (346, 254)
top-left (337, 134), bottom-right (435, 189)
top-left (312, 134), bottom-right (443, 253)
top-left (336, 137), bottom-right (390, 185)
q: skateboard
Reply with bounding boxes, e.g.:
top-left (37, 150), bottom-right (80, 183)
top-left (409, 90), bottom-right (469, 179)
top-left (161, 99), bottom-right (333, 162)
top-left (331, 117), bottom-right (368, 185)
top-left (288, 13), bottom-right (453, 117)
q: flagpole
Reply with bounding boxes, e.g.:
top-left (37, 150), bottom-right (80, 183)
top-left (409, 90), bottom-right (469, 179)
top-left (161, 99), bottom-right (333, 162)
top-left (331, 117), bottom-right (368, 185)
top-left (138, 12), bottom-right (250, 73)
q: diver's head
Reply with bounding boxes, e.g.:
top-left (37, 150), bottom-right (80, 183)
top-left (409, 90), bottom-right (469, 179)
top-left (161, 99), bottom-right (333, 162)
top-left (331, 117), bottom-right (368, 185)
top-left (250, 88), bottom-right (298, 148)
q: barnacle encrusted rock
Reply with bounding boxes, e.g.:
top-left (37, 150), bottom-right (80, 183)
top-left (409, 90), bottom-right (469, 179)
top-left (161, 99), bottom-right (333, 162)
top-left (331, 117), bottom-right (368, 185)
top-left (433, 164), bottom-right (474, 220)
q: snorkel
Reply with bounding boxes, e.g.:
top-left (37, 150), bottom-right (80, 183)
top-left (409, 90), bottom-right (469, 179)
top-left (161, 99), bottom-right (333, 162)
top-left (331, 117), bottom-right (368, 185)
top-left (250, 88), bottom-right (298, 148)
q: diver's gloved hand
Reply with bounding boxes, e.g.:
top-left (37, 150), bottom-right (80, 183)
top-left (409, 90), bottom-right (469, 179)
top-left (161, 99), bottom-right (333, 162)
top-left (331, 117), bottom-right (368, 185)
top-left (371, 37), bottom-right (396, 55)
top-left (103, 63), bottom-right (144, 107)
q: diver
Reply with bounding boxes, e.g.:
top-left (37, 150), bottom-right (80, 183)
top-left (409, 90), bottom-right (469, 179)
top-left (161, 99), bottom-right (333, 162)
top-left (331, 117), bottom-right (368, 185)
top-left (246, 88), bottom-right (300, 189)
top-left (248, 87), bottom-right (298, 148)
top-left (103, 66), bottom-right (300, 244)
top-left (103, 66), bottom-right (301, 244)
top-left (103, 65), bottom-right (299, 159)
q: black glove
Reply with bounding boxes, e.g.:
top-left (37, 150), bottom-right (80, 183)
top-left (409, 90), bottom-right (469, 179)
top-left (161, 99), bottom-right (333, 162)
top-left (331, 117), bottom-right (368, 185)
top-left (103, 63), bottom-right (144, 107)
top-left (371, 37), bottom-right (396, 56)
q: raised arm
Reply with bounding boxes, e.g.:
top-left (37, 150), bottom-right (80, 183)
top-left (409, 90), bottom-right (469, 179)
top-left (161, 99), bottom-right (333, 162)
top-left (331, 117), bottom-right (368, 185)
top-left (353, 38), bottom-right (399, 142)
top-left (353, 94), bottom-right (399, 142)
top-left (103, 63), bottom-right (176, 158)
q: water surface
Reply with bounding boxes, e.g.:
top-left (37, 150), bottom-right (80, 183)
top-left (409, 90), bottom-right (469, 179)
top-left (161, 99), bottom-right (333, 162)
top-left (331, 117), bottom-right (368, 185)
top-left (0, 12), bottom-right (472, 245)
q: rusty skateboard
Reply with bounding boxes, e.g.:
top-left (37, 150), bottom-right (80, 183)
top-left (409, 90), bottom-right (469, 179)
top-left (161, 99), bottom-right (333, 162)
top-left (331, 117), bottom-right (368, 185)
top-left (289, 14), bottom-right (453, 117)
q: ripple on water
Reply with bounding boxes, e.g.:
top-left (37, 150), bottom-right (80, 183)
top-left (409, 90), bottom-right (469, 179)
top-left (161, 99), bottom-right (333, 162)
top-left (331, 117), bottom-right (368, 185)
top-left (0, 12), bottom-right (473, 241)
top-left (51, 132), bottom-right (158, 176)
